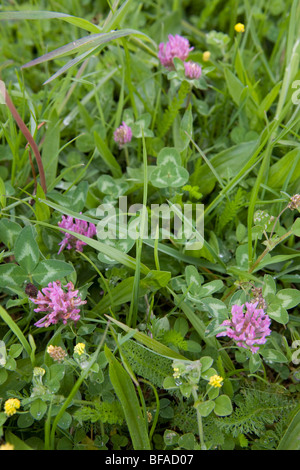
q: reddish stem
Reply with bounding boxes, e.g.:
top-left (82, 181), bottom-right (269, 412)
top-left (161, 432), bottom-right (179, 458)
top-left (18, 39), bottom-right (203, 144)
top-left (5, 89), bottom-right (47, 193)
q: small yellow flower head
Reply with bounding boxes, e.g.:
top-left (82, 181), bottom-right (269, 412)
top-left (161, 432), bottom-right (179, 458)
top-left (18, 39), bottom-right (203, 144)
top-left (33, 367), bottom-right (46, 377)
top-left (147, 411), bottom-right (153, 423)
top-left (0, 442), bottom-right (14, 450)
top-left (202, 51), bottom-right (211, 62)
top-left (74, 343), bottom-right (86, 356)
top-left (234, 23), bottom-right (245, 33)
top-left (208, 375), bottom-right (223, 388)
top-left (173, 366), bottom-right (181, 379)
top-left (47, 345), bottom-right (67, 363)
top-left (4, 398), bottom-right (21, 417)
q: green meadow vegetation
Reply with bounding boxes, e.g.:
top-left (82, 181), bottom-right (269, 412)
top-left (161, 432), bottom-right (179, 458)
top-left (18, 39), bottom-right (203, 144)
top-left (0, 0), bottom-right (300, 451)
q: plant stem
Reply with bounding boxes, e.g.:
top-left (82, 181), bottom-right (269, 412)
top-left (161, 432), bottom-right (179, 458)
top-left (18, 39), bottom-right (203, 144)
top-left (192, 388), bottom-right (206, 450)
top-left (4, 87), bottom-right (47, 193)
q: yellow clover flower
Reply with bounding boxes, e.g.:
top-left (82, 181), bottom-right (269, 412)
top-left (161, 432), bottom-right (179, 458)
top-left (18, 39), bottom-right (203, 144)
top-left (234, 23), bottom-right (245, 33)
top-left (4, 398), bottom-right (21, 417)
top-left (74, 343), bottom-right (86, 356)
top-left (202, 51), bottom-right (211, 62)
top-left (208, 375), bottom-right (223, 388)
top-left (0, 442), bottom-right (14, 450)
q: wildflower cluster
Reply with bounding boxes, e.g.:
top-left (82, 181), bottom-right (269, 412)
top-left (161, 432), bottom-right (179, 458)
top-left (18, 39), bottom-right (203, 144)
top-left (208, 375), bottom-right (223, 388)
top-left (74, 342), bottom-right (86, 356)
top-left (58, 214), bottom-right (97, 254)
top-left (4, 398), bottom-right (21, 417)
top-left (47, 345), bottom-right (67, 362)
top-left (158, 34), bottom-right (201, 80)
top-left (30, 281), bottom-right (86, 328)
top-left (113, 121), bottom-right (132, 148)
top-left (217, 302), bottom-right (271, 354)
top-left (288, 194), bottom-right (300, 211)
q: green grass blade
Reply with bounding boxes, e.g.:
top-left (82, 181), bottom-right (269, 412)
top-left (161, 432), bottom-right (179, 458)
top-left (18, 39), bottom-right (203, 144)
top-left (21, 29), bottom-right (152, 69)
top-left (0, 10), bottom-right (102, 33)
top-left (105, 315), bottom-right (187, 360)
top-left (105, 345), bottom-right (151, 450)
top-left (94, 131), bottom-right (122, 178)
top-left (0, 305), bottom-right (33, 363)
top-left (277, 405), bottom-right (300, 450)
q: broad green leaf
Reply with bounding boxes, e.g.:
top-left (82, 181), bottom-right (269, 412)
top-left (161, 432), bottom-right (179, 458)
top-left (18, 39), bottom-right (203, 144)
top-left (4, 431), bottom-right (32, 450)
top-left (30, 399), bottom-right (47, 421)
top-left (163, 376), bottom-right (177, 389)
top-left (157, 147), bottom-right (182, 167)
top-left (9, 344), bottom-right (23, 359)
top-left (32, 260), bottom-right (75, 285)
top-left (276, 288), bottom-right (300, 309)
top-left (202, 367), bottom-right (218, 381)
top-left (224, 68), bottom-right (246, 105)
top-left (267, 301), bottom-right (289, 324)
top-left (105, 345), bottom-right (151, 450)
top-left (200, 356), bottom-right (214, 372)
top-left (268, 148), bottom-right (300, 188)
top-left (163, 430), bottom-right (179, 446)
top-left (57, 411), bottom-right (72, 430)
top-left (207, 383), bottom-right (220, 400)
top-left (35, 185), bottom-right (51, 222)
top-left (14, 226), bottom-right (39, 274)
top-left (195, 400), bottom-right (215, 417)
top-left (185, 265), bottom-right (203, 294)
top-left (262, 274), bottom-right (277, 299)
top-left (141, 270), bottom-right (171, 289)
top-left (292, 218), bottom-right (300, 236)
top-left (177, 433), bottom-right (196, 450)
top-left (260, 348), bottom-right (288, 363)
top-left (0, 264), bottom-right (27, 288)
top-left (97, 174), bottom-right (128, 197)
top-left (176, 104), bottom-right (193, 152)
top-left (150, 163), bottom-right (189, 188)
top-left (214, 395), bottom-right (233, 416)
top-left (197, 297), bottom-right (227, 320)
top-left (249, 353), bottom-right (262, 373)
top-left (253, 253), bottom-right (300, 272)
top-left (0, 219), bottom-right (22, 249)
top-left (197, 280), bottom-right (224, 298)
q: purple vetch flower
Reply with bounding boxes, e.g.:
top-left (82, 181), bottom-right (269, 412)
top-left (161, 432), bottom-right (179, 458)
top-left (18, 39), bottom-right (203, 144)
top-left (158, 34), bottom-right (194, 69)
top-left (58, 214), bottom-right (97, 254)
top-left (30, 281), bottom-right (86, 328)
top-left (216, 302), bottom-right (271, 354)
top-left (113, 121), bottom-right (132, 148)
top-left (184, 61), bottom-right (202, 79)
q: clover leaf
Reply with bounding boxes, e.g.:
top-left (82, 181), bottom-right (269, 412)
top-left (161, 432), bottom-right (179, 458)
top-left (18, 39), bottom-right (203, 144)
top-left (150, 147), bottom-right (189, 188)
